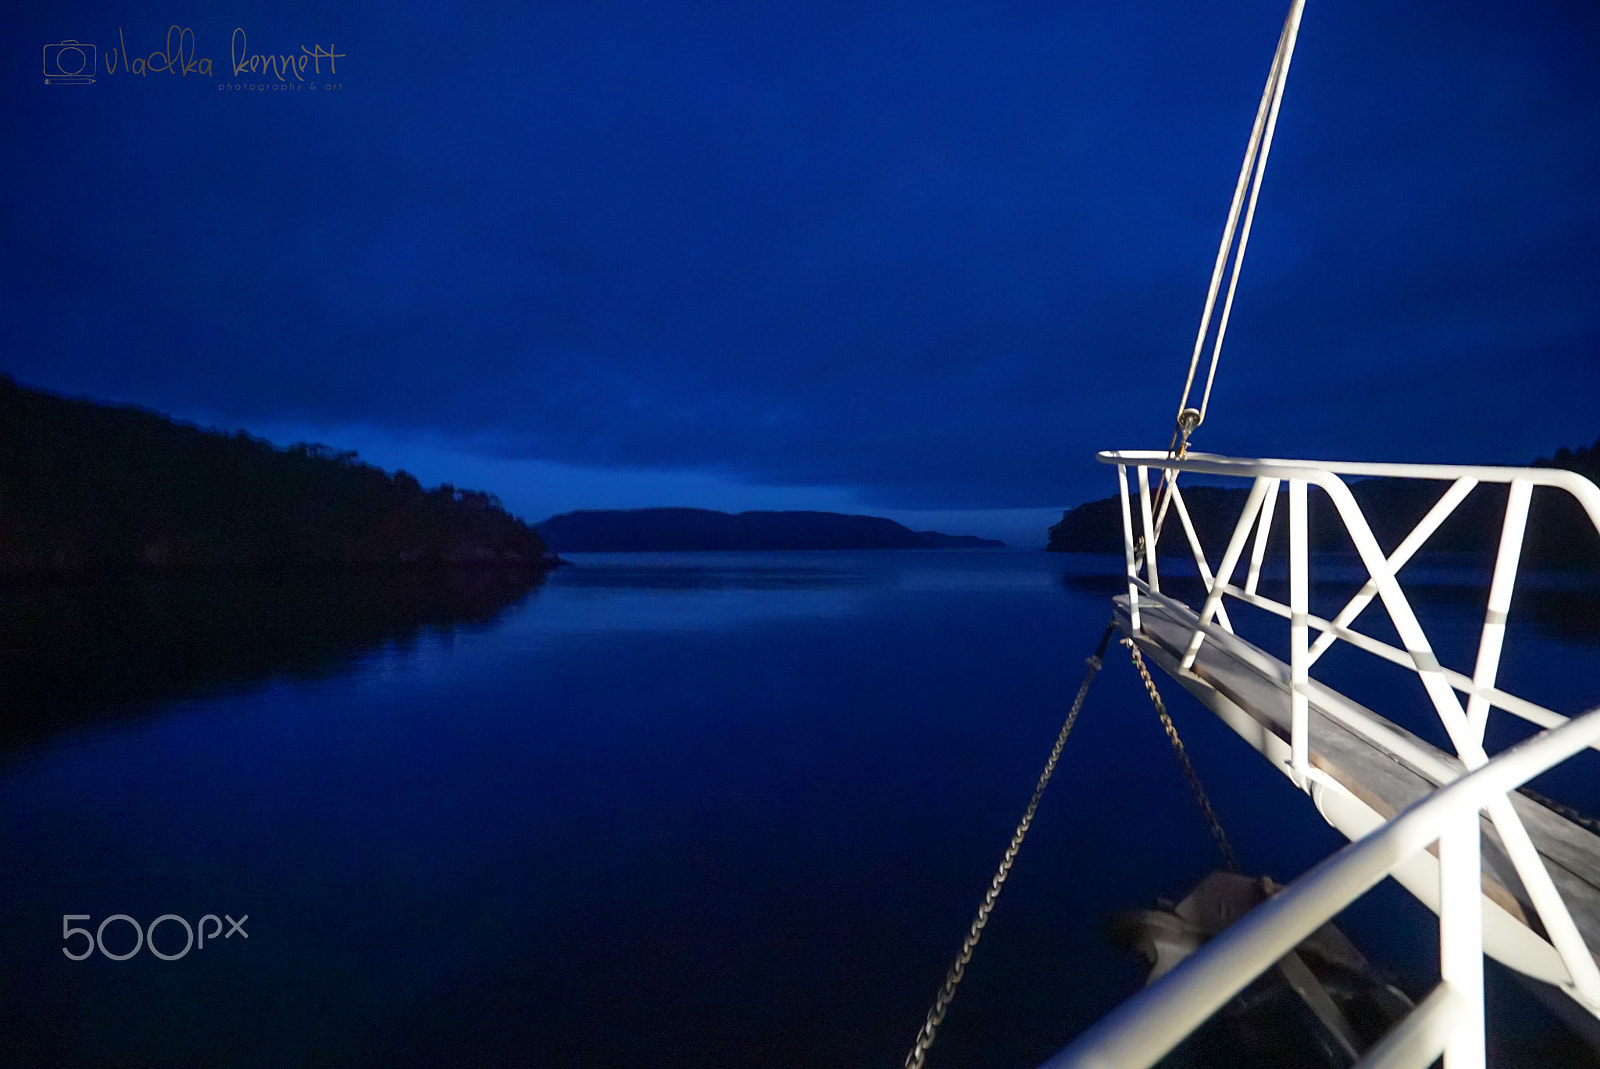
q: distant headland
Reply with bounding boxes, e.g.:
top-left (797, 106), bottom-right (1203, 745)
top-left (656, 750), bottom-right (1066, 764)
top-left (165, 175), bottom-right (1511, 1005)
top-left (0, 375), bottom-right (558, 575)
top-left (536, 508), bottom-right (1006, 552)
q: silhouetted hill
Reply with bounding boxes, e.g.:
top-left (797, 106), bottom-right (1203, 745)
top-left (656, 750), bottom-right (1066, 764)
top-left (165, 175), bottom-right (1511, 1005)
top-left (0, 375), bottom-right (558, 574)
top-left (914, 530), bottom-right (1007, 549)
top-left (1046, 436), bottom-right (1600, 572)
top-left (536, 508), bottom-right (1006, 552)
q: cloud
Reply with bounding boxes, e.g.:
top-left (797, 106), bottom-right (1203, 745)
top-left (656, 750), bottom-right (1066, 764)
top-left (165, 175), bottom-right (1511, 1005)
top-left (3, 0), bottom-right (1598, 515)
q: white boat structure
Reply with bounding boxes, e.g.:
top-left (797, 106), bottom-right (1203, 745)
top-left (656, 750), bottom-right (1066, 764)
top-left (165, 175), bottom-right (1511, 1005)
top-left (915, 2), bottom-right (1600, 1066)
top-left (1037, 453), bottom-right (1600, 1068)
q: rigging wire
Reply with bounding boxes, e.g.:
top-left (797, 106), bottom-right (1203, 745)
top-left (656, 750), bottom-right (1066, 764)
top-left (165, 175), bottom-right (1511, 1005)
top-left (1175, 0), bottom-right (1306, 439)
top-left (1146, 0), bottom-right (1307, 559)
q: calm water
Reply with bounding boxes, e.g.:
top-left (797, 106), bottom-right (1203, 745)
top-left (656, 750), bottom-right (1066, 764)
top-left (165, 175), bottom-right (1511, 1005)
top-left (3, 550), bottom-right (1599, 1067)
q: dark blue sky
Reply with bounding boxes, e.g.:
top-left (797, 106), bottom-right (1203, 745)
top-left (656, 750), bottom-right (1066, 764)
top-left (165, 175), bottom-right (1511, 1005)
top-left (5, 1), bottom-right (1599, 543)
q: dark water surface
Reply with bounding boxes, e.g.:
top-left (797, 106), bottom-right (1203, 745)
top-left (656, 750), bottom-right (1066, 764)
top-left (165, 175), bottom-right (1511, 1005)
top-left (3, 550), bottom-right (1599, 1067)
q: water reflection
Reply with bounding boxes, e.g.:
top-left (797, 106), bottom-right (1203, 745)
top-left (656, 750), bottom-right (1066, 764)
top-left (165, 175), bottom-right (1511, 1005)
top-left (551, 551), bottom-right (879, 591)
top-left (0, 567), bottom-right (546, 749)
top-left (534, 549), bottom-right (1057, 635)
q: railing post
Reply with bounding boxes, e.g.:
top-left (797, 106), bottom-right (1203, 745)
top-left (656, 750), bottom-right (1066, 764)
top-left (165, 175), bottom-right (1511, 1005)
top-left (1117, 464), bottom-right (1140, 632)
top-left (1438, 808), bottom-right (1486, 1068)
top-left (1245, 478), bottom-right (1280, 596)
top-left (1289, 479), bottom-right (1309, 787)
top-left (1465, 479), bottom-right (1532, 742)
top-left (1137, 466), bottom-right (1161, 594)
top-left (1168, 483), bottom-right (1233, 633)
top-left (1180, 476), bottom-right (1272, 671)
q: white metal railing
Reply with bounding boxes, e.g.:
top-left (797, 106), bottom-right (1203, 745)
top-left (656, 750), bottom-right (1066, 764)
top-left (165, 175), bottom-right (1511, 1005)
top-left (1081, 450), bottom-right (1600, 1065)
top-left (1100, 454), bottom-right (1600, 771)
top-left (1040, 704), bottom-right (1600, 1069)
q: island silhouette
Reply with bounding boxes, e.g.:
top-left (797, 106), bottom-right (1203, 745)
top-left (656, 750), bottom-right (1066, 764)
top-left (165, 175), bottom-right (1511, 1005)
top-left (536, 507), bottom-right (1005, 552)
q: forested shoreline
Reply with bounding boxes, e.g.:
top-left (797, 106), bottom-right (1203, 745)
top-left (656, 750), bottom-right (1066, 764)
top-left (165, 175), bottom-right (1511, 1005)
top-left (0, 376), bottom-right (558, 575)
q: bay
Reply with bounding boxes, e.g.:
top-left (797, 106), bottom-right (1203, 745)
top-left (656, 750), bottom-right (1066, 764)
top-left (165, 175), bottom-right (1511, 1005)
top-left (3, 549), bottom-right (1598, 1067)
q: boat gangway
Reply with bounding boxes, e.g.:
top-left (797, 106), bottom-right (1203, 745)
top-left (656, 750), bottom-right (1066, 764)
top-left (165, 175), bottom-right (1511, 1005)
top-left (1040, 451), bottom-right (1600, 1068)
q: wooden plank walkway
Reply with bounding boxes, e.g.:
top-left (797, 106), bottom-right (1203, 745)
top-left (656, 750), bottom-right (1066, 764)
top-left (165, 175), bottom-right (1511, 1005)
top-left (1114, 593), bottom-right (1600, 965)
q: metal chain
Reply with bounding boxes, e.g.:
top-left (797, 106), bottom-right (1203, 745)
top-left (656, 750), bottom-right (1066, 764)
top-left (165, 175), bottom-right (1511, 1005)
top-left (904, 623), bottom-right (1117, 1069)
top-left (1122, 637), bottom-right (1241, 873)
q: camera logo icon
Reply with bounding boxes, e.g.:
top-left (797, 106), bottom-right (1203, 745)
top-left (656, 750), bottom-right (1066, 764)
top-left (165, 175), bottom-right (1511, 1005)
top-left (44, 40), bottom-right (97, 84)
